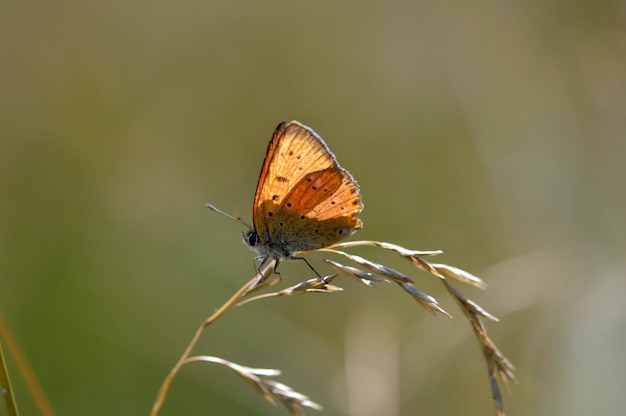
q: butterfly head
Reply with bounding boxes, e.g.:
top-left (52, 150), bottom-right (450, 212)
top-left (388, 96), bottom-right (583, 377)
top-left (243, 230), bottom-right (259, 249)
top-left (207, 204), bottom-right (270, 258)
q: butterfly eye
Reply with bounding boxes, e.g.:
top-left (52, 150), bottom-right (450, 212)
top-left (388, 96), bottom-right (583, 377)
top-left (244, 231), bottom-right (259, 247)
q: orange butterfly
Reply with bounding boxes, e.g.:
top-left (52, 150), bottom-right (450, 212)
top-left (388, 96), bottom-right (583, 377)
top-left (210, 121), bottom-right (363, 275)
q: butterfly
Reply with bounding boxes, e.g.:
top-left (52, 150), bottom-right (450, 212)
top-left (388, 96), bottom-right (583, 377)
top-left (210, 121), bottom-right (363, 275)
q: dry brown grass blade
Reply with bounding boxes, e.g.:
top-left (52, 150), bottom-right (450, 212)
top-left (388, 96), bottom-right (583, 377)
top-left (443, 281), bottom-right (499, 321)
top-left (244, 275), bottom-right (283, 295)
top-left (319, 239), bottom-right (515, 415)
top-left (324, 259), bottom-right (387, 287)
top-left (328, 240), bottom-right (443, 257)
top-left (318, 248), bottom-right (414, 284)
top-left (327, 241), bottom-right (485, 288)
top-left (264, 380), bottom-right (324, 415)
top-left (0, 311), bottom-right (55, 416)
top-left (396, 281), bottom-right (452, 317)
top-left (321, 255), bottom-right (451, 317)
top-left (432, 263), bottom-right (487, 289)
top-left (237, 274), bottom-right (343, 306)
top-left (283, 274), bottom-right (341, 293)
top-left (156, 233), bottom-right (514, 416)
top-left (185, 356), bottom-right (322, 414)
top-left (406, 253), bottom-right (443, 276)
top-left (442, 280), bottom-right (516, 416)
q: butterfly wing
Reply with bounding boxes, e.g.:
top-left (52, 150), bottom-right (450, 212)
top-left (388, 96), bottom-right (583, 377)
top-left (253, 121), bottom-right (363, 254)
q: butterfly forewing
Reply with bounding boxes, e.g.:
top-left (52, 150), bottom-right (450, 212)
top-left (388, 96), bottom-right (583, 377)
top-left (252, 121), bottom-right (363, 256)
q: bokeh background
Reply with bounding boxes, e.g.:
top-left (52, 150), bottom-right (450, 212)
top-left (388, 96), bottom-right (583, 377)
top-left (2, 1), bottom-right (625, 415)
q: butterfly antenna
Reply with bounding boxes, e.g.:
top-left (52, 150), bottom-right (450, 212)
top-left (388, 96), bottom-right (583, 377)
top-left (206, 203), bottom-right (253, 231)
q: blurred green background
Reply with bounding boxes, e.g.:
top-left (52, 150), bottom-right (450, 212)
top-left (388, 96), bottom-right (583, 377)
top-left (2, 1), bottom-right (625, 415)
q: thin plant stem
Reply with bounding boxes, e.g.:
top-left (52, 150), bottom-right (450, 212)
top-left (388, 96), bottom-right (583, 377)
top-left (150, 265), bottom-right (272, 416)
top-left (0, 338), bottom-right (19, 416)
top-left (1, 311), bottom-right (56, 416)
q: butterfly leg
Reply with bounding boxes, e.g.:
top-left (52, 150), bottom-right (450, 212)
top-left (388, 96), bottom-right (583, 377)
top-left (272, 256), bottom-right (283, 276)
top-left (291, 256), bottom-right (322, 278)
top-left (253, 255), bottom-right (270, 276)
